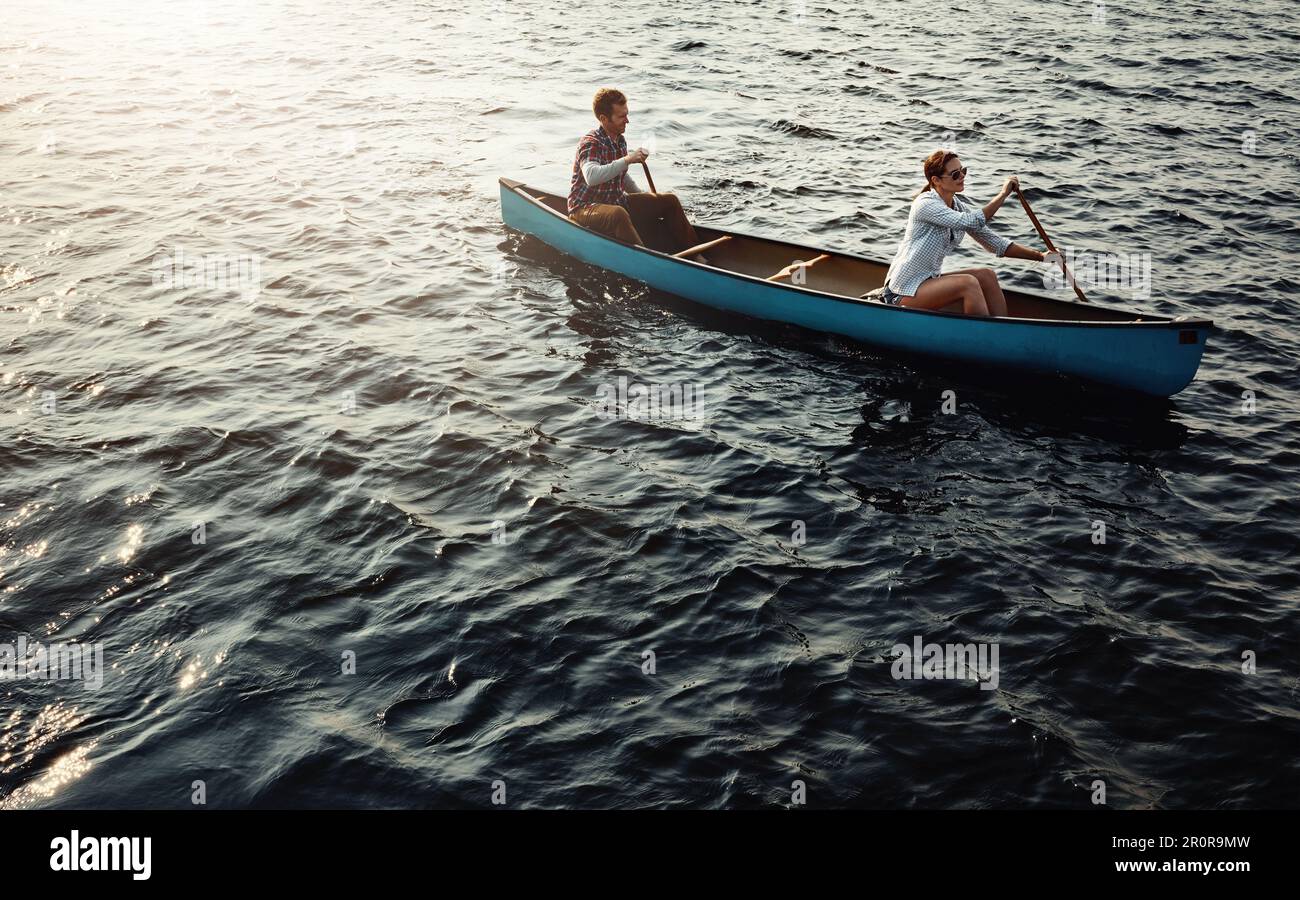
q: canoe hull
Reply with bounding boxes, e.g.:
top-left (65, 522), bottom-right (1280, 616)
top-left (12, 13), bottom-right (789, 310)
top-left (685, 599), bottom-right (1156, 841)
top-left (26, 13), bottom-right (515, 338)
top-left (499, 181), bottom-right (1210, 397)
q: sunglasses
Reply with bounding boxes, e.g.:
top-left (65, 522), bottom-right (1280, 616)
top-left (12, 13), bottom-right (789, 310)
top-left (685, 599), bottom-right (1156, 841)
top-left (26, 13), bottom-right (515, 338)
top-left (945, 167), bottom-right (969, 181)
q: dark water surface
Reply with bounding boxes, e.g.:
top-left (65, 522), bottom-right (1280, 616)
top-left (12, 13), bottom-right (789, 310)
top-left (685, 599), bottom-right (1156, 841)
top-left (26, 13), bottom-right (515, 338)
top-left (2, 0), bottom-right (1299, 808)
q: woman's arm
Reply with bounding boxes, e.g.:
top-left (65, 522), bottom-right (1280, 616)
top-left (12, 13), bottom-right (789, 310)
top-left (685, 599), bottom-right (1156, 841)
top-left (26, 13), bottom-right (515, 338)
top-left (970, 224), bottom-right (1012, 258)
top-left (1005, 242), bottom-right (1046, 262)
top-left (916, 177), bottom-right (1019, 230)
top-left (980, 177), bottom-right (1021, 223)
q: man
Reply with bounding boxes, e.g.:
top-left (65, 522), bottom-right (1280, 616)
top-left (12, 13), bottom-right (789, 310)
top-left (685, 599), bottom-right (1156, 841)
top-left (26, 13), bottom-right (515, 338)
top-left (567, 88), bottom-right (702, 253)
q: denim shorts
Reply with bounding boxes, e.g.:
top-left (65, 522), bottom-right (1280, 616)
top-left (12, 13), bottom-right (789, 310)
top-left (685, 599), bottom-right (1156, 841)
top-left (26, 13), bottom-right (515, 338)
top-left (880, 283), bottom-right (903, 306)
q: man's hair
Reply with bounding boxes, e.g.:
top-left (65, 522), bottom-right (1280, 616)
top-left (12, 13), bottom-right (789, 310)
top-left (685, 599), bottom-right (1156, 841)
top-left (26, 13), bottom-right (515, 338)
top-left (593, 88), bottom-right (627, 121)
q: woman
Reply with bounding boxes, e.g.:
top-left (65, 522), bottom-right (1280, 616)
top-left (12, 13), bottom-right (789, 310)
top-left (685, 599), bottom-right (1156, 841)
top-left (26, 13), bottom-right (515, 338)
top-left (881, 149), bottom-right (1047, 316)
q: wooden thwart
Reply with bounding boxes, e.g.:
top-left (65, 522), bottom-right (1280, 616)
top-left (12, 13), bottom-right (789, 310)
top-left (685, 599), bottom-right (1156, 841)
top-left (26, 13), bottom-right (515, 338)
top-left (766, 254), bottom-right (831, 282)
top-left (673, 235), bottom-right (732, 259)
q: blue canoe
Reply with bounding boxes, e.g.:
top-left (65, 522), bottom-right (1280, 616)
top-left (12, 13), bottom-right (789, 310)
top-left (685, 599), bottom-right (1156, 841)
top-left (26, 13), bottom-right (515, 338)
top-left (498, 178), bottom-right (1211, 397)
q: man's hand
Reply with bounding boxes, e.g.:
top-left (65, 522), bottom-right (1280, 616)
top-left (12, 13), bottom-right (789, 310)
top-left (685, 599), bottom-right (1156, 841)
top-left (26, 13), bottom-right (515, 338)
top-left (625, 147), bottom-right (649, 165)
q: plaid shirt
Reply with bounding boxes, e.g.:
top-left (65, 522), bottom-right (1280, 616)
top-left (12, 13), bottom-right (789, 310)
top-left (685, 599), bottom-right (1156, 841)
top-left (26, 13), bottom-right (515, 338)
top-left (568, 126), bottom-right (628, 214)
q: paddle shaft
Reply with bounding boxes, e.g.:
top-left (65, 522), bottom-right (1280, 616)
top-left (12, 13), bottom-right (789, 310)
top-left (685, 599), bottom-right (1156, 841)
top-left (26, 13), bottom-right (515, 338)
top-left (1017, 189), bottom-right (1088, 303)
top-left (640, 161), bottom-right (657, 193)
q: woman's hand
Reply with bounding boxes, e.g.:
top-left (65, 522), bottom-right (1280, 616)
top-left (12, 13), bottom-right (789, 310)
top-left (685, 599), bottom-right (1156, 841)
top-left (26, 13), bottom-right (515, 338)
top-left (1001, 176), bottom-right (1020, 197)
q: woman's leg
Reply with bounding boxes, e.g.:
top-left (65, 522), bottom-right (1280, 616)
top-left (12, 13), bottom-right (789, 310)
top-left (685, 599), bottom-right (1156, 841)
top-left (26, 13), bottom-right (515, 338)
top-left (901, 273), bottom-right (990, 316)
top-left (948, 267), bottom-right (1007, 317)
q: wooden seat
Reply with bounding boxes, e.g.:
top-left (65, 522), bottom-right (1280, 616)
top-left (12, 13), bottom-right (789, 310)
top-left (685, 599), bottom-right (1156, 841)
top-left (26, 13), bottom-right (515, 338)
top-left (766, 254), bottom-right (830, 282)
top-left (673, 236), bottom-right (732, 259)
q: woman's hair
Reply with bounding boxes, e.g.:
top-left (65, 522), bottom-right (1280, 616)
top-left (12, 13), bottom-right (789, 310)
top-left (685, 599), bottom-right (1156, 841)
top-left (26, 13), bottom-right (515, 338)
top-left (912, 149), bottom-right (960, 199)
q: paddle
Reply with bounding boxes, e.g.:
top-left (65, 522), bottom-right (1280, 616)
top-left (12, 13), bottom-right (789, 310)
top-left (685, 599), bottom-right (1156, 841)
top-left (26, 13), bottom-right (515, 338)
top-left (1016, 186), bottom-right (1088, 303)
top-left (640, 161), bottom-right (657, 194)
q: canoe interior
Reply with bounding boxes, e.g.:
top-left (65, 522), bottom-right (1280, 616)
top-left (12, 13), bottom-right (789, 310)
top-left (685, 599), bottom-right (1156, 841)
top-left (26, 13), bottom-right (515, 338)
top-left (518, 185), bottom-right (1160, 324)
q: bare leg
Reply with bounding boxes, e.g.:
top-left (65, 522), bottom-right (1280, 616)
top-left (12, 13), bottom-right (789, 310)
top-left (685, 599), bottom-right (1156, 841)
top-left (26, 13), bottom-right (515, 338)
top-left (950, 267), bottom-right (1007, 317)
top-left (901, 273), bottom-right (990, 317)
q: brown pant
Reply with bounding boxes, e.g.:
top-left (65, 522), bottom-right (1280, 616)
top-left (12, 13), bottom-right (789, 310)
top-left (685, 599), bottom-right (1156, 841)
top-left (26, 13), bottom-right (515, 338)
top-left (570, 192), bottom-right (701, 251)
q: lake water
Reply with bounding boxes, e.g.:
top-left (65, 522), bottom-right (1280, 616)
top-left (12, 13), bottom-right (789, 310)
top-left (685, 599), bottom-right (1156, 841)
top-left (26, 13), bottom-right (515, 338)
top-left (2, 0), bottom-right (1298, 808)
